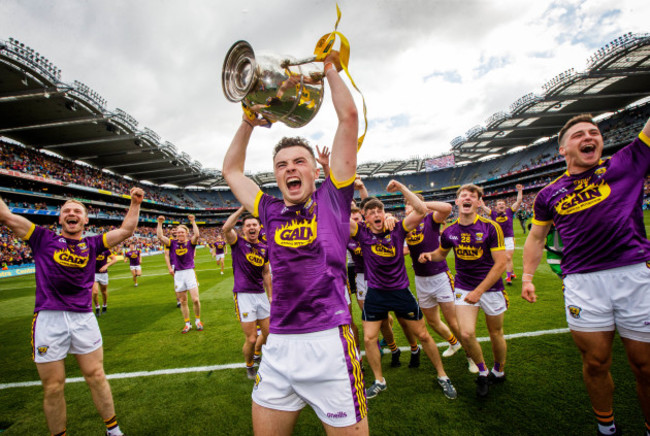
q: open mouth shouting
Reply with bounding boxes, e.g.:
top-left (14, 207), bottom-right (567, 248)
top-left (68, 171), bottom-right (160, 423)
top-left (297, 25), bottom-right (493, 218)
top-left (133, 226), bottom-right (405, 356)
top-left (579, 143), bottom-right (597, 160)
top-left (286, 176), bottom-right (302, 195)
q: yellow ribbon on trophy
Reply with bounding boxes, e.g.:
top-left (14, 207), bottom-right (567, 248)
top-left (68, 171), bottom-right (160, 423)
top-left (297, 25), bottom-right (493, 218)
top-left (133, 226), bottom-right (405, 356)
top-left (314, 4), bottom-right (368, 151)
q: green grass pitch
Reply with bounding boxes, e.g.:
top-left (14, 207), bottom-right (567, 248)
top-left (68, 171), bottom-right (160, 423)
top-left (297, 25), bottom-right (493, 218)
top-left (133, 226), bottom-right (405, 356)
top-left (0, 213), bottom-right (648, 435)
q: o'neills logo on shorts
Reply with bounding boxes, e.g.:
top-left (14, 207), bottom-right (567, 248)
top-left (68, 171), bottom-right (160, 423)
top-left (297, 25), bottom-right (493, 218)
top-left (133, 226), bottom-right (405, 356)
top-left (455, 244), bottom-right (483, 261)
top-left (555, 180), bottom-right (611, 215)
top-left (274, 216), bottom-right (317, 248)
top-left (327, 411), bottom-right (348, 419)
top-left (53, 249), bottom-right (89, 268)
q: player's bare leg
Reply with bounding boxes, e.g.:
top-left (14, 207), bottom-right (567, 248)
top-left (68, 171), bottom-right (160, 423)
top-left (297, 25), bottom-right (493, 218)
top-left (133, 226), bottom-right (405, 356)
top-left (362, 320), bottom-right (384, 385)
top-left (620, 337), bottom-right (650, 425)
top-left (76, 348), bottom-right (116, 420)
top-left (36, 360), bottom-right (67, 435)
top-left (252, 403), bottom-right (301, 436)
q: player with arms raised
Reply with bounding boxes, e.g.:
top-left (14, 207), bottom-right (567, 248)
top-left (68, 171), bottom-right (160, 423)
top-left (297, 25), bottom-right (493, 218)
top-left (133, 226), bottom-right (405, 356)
top-left (223, 51), bottom-right (367, 435)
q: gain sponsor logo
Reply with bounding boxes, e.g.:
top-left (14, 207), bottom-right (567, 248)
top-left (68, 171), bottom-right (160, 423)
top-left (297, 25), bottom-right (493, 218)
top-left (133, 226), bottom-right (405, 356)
top-left (274, 216), bottom-right (317, 248)
top-left (555, 180), bottom-right (611, 215)
top-left (175, 248), bottom-right (188, 256)
top-left (245, 252), bottom-right (265, 267)
top-left (371, 243), bottom-right (396, 257)
top-left (53, 249), bottom-right (89, 268)
top-left (406, 230), bottom-right (424, 245)
top-left (567, 305), bottom-right (582, 319)
top-left (496, 216), bottom-right (508, 223)
top-left (454, 244), bottom-right (483, 261)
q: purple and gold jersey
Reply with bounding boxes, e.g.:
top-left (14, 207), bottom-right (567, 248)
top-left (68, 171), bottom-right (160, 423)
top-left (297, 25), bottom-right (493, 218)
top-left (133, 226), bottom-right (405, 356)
top-left (347, 239), bottom-right (365, 274)
top-left (490, 208), bottom-right (516, 238)
top-left (24, 224), bottom-right (108, 312)
top-left (533, 134), bottom-right (650, 274)
top-left (352, 221), bottom-right (410, 291)
top-left (441, 216), bottom-right (505, 292)
top-left (253, 175), bottom-right (353, 334)
top-left (214, 241), bottom-right (226, 255)
top-left (259, 224), bottom-right (267, 244)
top-left (125, 250), bottom-right (141, 266)
top-left (168, 239), bottom-right (196, 271)
top-left (406, 212), bottom-right (449, 277)
top-left (95, 249), bottom-right (112, 273)
top-left (230, 235), bottom-right (268, 294)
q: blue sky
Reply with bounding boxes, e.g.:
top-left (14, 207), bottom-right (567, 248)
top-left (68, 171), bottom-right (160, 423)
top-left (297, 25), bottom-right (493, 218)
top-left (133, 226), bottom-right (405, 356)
top-left (0, 0), bottom-right (648, 176)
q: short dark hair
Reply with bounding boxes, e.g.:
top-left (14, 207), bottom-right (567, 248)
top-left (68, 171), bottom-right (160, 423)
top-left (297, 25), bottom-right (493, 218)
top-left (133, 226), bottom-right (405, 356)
top-left (272, 137), bottom-right (316, 164)
top-left (558, 114), bottom-right (597, 145)
top-left (363, 198), bottom-right (384, 212)
top-left (351, 206), bottom-right (362, 215)
top-left (241, 214), bottom-right (260, 225)
top-left (456, 184), bottom-right (484, 199)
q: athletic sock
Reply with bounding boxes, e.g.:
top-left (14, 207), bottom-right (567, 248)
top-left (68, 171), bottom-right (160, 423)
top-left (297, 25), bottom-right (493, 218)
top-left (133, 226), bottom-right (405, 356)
top-left (446, 333), bottom-right (458, 346)
top-left (410, 343), bottom-right (419, 353)
top-left (184, 318), bottom-right (191, 327)
top-left (506, 271), bottom-right (512, 280)
top-left (103, 304), bottom-right (107, 308)
top-left (492, 362), bottom-right (505, 375)
top-left (645, 419), bottom-right (649, 436)
top-left (195, 317), bottom-right (201, 326)
top-left (104, 415), bottom-right (123, 436)
top-left (246, 361), bottom-right (254, 368)
top-left (52, 430), bottom-right (66, 436)
top-left (387, 341), bottom-right (399, 354)
top-left (593, 408), bottom-right (616, 435)
top-left (477, 361), bottom-right (489, 376)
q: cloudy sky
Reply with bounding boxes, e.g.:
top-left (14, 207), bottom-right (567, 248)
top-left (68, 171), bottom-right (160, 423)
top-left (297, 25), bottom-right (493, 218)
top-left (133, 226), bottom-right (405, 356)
top-left (1, 0), bottom-right (648, 174)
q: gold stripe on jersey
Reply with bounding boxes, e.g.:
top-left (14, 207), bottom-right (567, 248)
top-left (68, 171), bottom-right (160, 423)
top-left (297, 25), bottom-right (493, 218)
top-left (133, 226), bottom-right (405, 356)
top-left (640, 131), bottom-right (650, 146)
top-left (22, 223), bottom-right (36, 241)
top-left (252, 190), bottom-right (264, 218)
top-left (102, 233), bottom-right (109, 249)
top-left (502, 289), bottom-right (510, 308)
top-left (340, 324), bottom-right (367, 419)
top-left (446, 270), bottom-right (455, 290)
top-left (330, 171), bottom-right (356, 190)
top-left (477, 216), bottom-right (505, 251)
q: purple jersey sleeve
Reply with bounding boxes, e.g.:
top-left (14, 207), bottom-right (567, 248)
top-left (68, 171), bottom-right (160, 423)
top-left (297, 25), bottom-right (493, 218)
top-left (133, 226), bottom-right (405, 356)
top-left (230, 235), bottom-right (268, 294)
top-left (406, 213), bottom-right (449, 277)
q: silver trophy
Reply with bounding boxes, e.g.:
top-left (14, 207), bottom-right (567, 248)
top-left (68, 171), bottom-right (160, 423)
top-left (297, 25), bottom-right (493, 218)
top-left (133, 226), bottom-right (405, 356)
top-left (222, 41), bottom-right (325, 128)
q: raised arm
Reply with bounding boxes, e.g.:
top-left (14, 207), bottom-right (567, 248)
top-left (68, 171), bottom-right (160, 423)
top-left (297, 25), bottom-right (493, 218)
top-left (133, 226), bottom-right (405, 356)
top-left (478, 199), bottom-right (491, 216)
top-left (521, 222), bottom-right (552, 303)
top-left (263, 263), bottom-right (272, 302)
top-left (164, 247), bottom-right (173, 275)
top-left (0, 195), bottom-right (34, 239)
top-left (223, 206), bottom-right (245, 245)
top-left (156, 216), bottom-right (170, 247)
top-left (315, 145), bottom-right (331, 178)
top-left (425, 200), bottom-right (453, 223)
top-left (188, 215), bottom-right (200, 245)
top-left (511, 184), bottom-right (524, 211)
top-left (388, 180), bottom-right (425, 231)
top-left (222, 117), bottom-right (264, 212)
top-left (104, 187), bottom-right (144, 248)
top-left (354, 176), bottom-right (369, 200)
top-left (642, 115), bottom-right (650, 138)
top-left (325, 51), bottom-right (359, 184)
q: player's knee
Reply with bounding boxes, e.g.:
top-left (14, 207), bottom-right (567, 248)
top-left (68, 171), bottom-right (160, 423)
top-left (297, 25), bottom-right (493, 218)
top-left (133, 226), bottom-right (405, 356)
top-left (582, 354), bottom-right (612, 375)
top-left (41, 378), bottom-right (65, 397)
top-left (459, 330), bottom-right (476, 344)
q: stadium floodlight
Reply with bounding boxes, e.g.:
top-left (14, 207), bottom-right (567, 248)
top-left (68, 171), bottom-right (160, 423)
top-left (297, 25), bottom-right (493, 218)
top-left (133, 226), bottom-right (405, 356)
top-left (485, 111), bottom-right (509, 128)
top-left (113, 108), bottom-right (139, 131)
top-left (465, 125), bottom-right (485, 139)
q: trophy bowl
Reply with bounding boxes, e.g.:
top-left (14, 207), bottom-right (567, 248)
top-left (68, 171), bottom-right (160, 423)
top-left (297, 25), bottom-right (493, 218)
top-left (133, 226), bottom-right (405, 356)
top-left (222, 41), bottom-right (325, 128)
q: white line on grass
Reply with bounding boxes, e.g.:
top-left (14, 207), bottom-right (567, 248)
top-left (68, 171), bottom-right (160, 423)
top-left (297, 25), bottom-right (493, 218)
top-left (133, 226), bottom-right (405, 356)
top-left (0, 327), bottom-right (570, 390)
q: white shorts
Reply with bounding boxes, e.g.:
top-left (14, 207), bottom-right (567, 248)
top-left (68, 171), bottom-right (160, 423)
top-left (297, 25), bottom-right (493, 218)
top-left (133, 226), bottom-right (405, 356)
top-left (174, 269), bottom-right (198, 293)
top-left (504, 237), bottom-right (515, 251)
top-left (414, 272), bottom-right (455, 309)
top-left (454, 288), bottom-right (508, 316)
top-left (234, 292), bottom-right (271, 322)
top-left (215, 253), bottom-right (225, 261)
top-left (355, 273), bottom-right (368, 301)
top-left (563, 262), bottom-right (650, 342)
top-left (94, 273), bottom-right (109, 286)
top-left (252, 326), bottom-right (366, 427)
top-left (32, 310), bottom-right (102, 363)
top-left (129, 265), bottom-right (142, 272)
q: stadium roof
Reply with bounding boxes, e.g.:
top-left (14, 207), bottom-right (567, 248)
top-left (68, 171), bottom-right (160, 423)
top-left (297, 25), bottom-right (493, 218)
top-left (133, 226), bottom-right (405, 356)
top-left (1, 33), bottom-right (650, 185)
top-left (451, 32), bottom-right (650, 162)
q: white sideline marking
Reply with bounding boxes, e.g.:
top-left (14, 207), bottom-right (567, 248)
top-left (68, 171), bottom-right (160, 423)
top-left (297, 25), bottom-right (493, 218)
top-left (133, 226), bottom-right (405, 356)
top-left (0, 327), bottom-right (570, 390)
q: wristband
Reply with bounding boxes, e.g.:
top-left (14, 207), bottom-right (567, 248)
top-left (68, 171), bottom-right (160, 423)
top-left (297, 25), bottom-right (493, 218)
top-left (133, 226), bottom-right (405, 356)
top-left (522, 279), bottom-right (533, 283)
top-left (243, 119), bottom-right (254, 128)
top-left (523, 273), bottom-right (534, 278)
top-left (324, 62), bottom-right (335, 74)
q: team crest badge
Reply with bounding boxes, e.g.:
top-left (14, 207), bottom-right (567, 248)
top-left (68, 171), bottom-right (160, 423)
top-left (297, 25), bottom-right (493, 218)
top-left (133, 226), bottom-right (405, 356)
top-left (594, 167), bottom-right (606, 176)
top-left (475, 233), bottom-right (484, 242)
top-left (455, 292), bottom-right (462, 300)
top-left (37, 346), bottom-right (49, 356)
top-left (253, 372), bottom-right (261, 390)
top-left (243, 312), bottom-right (249, 319)
top-left (567, 305), bottom-right (582, 319)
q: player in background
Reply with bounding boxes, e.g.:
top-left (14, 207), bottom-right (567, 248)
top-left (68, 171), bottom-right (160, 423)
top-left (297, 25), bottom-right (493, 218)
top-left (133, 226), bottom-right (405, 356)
top-left (419, 184), bottom-right (507, 398)
top-left (522, 114), bottom-right (650, 436)
top-left (123, 242), bottom-right (142, 287)
top-left (157, 215), bottom-right (203, 333)
top-left (163, 226), bottom-right (181, 308)
top-left (403, 193), bottom-right (478, 373)
top-left (351, 183), bottom-right (457, 401)
top-left (223, 207), bottom-right (272, 380)
top-left (479, 184), bottom-right (523, 285)
top-left (223, 50), bottom-right (368, 435)
top-left (213, 234), bottom-right (227, 275)
top-left (0, 188), bottom-right (143, 436)
top-left (92, 249), bottom-right (119, 316)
